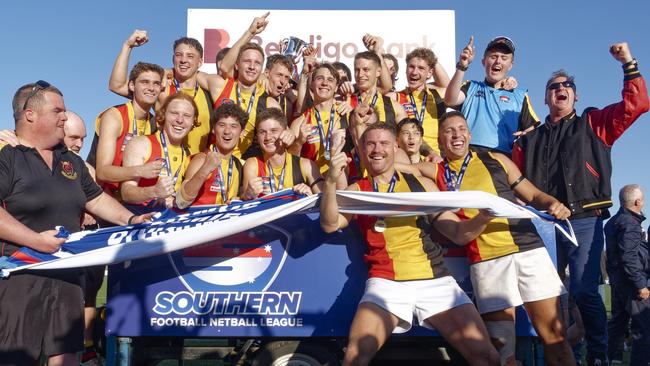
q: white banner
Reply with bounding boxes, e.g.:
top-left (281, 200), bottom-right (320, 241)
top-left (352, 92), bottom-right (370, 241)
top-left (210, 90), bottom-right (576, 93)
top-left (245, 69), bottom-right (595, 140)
top-left (187, 9), bottom-right (456, 90)
top-left (0, 190), bottom-right (576, 277)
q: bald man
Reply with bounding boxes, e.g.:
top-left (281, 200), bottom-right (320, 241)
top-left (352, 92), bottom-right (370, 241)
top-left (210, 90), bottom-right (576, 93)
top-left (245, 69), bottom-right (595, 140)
top-left (62, 111), bottom-right (87, 155)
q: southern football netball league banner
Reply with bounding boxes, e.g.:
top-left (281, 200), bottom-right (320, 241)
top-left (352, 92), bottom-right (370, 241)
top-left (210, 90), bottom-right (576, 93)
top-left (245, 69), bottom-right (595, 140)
top-left (0, 190), bottom-right (575, 278)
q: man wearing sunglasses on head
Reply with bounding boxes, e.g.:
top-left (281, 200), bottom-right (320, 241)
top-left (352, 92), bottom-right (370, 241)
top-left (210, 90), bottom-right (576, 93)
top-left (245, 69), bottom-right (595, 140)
top-left (512, 42), bottom-right (649, 365)
top-left (0, 81), bottom-right (153, 366)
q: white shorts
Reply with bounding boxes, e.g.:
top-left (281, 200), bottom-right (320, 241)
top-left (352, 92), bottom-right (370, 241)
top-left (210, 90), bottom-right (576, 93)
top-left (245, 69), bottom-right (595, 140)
top-left (470, 247), bottom-right (567, 314)
top-left (359, 276), bottom-right (472, 333)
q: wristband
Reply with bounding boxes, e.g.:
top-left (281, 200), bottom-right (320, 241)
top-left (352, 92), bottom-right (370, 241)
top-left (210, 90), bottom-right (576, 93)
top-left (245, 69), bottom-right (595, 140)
top-left (127, 214), bottom-right (137, 225)
top-left (622, 58), bottom-right (638, 69)
top-left (309, 177), bottom-right (324, 189)
top-left (509, 175), bottom-right (526, 190)
top-left (456, 62), bottom-right (468, 72)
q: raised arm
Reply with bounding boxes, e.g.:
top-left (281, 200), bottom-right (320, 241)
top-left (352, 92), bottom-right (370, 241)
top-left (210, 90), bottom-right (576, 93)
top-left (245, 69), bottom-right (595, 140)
top-left (294, 52), bottom-right (316, 116)
top-left (320, 150), bottom-right (354, 233)
top-left (445, 36), bottom-right (474, 107)
top-left (586, 42), bottom-right (649, 146)
top-left (363, 34), bottom-right (393, 94)
top-left (431, 58), bottom-right (451, 89)
top-left (109, 29), bottom-right (148, 97)
top-left (219, 12), bottom-right (269, 78)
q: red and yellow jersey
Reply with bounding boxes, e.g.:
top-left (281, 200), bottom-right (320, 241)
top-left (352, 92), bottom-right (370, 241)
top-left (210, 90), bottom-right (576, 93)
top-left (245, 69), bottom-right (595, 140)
top-left (168, 83), bottom-right (212, 155)
top-left (349, 90), bottom-right (398, 125)
top-left (192, 148), bottom-right (244, 206)
top-left (299, 106), bottom-right (344, 174)
top-left (254, 154), bottom-right (306, 194)
top-left (137, 132), bottom-right (190, 193)
top-left (397, 88), bottom-right (446, 155)
top-left (213, 78), bottom-right (266, 158)
top-left (355, 171), bottom-right (449, 281)
top-left (434, 151), bottom-right (543, 264)
top-left (93, 102), bottom-right (156, 197)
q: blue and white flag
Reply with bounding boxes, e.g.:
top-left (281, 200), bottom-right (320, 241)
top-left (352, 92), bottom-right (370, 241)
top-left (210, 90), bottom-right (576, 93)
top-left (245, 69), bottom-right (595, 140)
top-left (0, 190), bottom-right (575, 277)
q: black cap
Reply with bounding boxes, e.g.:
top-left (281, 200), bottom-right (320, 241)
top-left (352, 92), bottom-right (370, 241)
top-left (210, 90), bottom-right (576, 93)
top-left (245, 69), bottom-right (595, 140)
top-left (485, 36), bottom-right (515, 54)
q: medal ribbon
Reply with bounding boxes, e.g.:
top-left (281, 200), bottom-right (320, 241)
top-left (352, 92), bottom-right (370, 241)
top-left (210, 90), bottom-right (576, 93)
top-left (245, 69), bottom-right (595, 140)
top-left (173, 78), bottom-right (199, 99)
top-left (314, 105), bottom-right (335, 158)
top-left (371, 172), bottom-right (398, 229)
top-left (159, 132), bottom-right (185, 185)
top-left (236, 83), bottom-right (257, 115)
top-left (443, 153), bottom-right (472, 191)
top-left (408, 90), bottom-right (428, 124)
top-left (357, 90), bottom-right (379, 108)
top-left (213, 146), bottom-right (233, 202)
top-left (267, 157), bottom-right (287, 193)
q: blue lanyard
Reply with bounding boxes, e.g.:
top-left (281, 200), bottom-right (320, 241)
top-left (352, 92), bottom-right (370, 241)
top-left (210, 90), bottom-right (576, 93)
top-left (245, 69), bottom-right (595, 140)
top-left (130, 104), bottom-right (149, 137)
top-left (236, 83), bottom-right (257, 115)
top-left (314, 105), bottom-right (335, 156)
top-left (213, 146), bottom-right (233, 201)
top-left (173, 78), bottom-right (199, 99)
top-left (371, 172), bottom-right (398, 193)
top-left (408, 90), bottom-right (428, 124)
top-left (443, 153), bottom-right (472, 191)
top-left (267, 157), bottom-right (286, 193)
top-left (159, 132), bottom-right (184, 185)
top-left (357, 91), bottom-right (379, 108)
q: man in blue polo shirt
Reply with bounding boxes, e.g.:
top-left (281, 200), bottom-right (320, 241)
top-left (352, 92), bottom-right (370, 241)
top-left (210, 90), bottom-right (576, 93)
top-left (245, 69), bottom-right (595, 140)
top-left (445, 36), bottom-right (539, 155)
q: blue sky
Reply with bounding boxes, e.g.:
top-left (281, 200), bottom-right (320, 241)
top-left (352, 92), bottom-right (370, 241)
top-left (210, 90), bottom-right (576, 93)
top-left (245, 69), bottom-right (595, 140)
top-left (3, 0), bottom-right (649, 210)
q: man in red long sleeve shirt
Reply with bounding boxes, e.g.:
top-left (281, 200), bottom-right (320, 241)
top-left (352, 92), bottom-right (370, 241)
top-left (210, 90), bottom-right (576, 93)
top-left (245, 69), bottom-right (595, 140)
top-left (512, 42), bottom-right (649, 365)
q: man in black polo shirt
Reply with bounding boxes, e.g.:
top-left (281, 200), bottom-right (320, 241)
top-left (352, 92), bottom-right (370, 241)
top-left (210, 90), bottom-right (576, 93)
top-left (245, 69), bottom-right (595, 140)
top-left (0, 81), bottom-right (151, 366)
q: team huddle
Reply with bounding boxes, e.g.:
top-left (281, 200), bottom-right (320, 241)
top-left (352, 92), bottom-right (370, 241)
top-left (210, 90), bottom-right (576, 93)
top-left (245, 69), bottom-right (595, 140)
top-left (1, 11), bottom-right (649, 366)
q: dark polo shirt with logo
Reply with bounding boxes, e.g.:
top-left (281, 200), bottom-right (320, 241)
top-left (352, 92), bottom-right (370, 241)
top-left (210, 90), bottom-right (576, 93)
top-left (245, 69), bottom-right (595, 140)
top-left (0, 144), bottom-right (102, 256)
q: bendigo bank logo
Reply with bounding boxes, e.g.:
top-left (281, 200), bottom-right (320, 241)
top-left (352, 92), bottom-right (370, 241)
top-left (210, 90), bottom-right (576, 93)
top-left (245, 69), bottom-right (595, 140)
top-left (168, 224), bottom-right (291, 293)
top-left (204, 29), bottom-right (437, 63)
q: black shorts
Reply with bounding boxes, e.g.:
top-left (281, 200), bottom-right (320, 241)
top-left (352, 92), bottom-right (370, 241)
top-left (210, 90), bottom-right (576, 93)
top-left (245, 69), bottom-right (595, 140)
top-left (0, 270), bottom-right (84, 364)
top-left (83, 265), bottom-right (106, 305)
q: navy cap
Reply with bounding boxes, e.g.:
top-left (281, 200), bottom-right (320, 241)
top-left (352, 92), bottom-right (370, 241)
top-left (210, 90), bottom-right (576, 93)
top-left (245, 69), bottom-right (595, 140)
top-left (485, 36), bottom-right (515, 54)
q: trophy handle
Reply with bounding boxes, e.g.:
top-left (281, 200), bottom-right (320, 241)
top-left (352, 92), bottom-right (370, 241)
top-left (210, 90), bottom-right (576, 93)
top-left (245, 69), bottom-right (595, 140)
top-left (279, 38), bottom-right (289, 53)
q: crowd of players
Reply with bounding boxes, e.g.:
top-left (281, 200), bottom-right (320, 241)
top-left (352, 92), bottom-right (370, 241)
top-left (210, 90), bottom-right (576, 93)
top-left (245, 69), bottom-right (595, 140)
top-left (0, 11), bottom-right (649, 366)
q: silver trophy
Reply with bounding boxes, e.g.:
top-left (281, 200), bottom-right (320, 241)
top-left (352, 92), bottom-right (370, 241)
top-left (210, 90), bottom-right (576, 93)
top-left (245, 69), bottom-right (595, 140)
top-left (279, 36), bottom-right (309, 80)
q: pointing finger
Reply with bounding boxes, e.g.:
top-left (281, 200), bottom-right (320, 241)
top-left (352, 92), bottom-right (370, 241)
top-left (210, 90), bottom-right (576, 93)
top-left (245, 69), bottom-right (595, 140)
top-left (468, 35), bottom-right (474, 47)
top-left (261, 11), bottom-right (270, 19)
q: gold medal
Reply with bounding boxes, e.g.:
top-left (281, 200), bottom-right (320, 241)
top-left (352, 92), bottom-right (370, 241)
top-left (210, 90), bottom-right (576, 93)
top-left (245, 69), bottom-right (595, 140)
top-left (373, 219), bottom-right (387, 233)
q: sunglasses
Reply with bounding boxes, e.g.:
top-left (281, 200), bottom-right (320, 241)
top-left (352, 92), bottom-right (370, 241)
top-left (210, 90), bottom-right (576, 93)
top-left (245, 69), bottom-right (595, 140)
top-left (22, 80), bottom-right (51, 111)
top-left (547, 80), bottom-right (575, 91)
